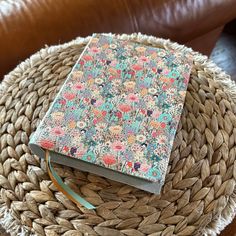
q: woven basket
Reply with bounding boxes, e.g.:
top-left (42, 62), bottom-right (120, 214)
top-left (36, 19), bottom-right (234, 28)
top-left (0, 33), bottom-right (236, 236)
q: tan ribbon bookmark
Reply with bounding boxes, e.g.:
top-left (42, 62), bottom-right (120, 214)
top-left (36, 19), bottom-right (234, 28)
top-left (45, 150), bottom-right (95, 209)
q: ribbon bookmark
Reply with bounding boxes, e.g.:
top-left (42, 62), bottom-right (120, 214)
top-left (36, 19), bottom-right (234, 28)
top-left (45, 150), bottom-right (95, 209)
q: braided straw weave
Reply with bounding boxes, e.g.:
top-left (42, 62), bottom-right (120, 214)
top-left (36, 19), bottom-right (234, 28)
top-left (1, 33), bottom-right (236, 236)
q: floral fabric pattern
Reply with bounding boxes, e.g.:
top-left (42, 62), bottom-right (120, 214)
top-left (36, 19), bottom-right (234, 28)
top-left (31, 35), bottom-right (192, 182)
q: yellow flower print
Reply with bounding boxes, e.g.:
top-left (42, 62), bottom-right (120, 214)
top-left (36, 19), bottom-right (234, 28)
top-left (124, 81), bottom-right (136, 90)
top-left (160, 77), bottom-right (170, 83)
top-left (135, 46), bottom-right (146, 53)
top-left (127, 135), bottom-right (136, 144)
top-left (109, 67), bottom-right (118, 75)
top-left (150, 120), bottom-right (160, 129)
top-left (88, 78), bottom-right (94, 86)
top-left (179, 91), bottom-right (186, 97)
top-left (72, 70), bottom-right (83, 79)
top-left (140, 88), bottom-right (148, 96)
top-left (109, 125), bottom-right (122, 134)
top-left (91, 37), bottom-right (99, 43)
top-left (102, 43), bottom-right (109, 50)
top-left (51, 112), bottom-right (64, 121)
top-left (69, 120), bottom-right (76, 129)
top-left (151, 52), bottom-right (157, 59)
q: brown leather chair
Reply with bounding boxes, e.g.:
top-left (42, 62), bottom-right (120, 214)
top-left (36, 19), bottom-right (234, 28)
top-left (0, 0), bottom-right (236, 80)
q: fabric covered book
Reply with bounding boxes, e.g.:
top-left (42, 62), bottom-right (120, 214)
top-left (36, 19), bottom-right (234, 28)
top-left (29, 34), bottom-right (192, 209)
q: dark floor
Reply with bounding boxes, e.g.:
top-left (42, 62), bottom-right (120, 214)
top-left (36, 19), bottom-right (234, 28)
top-left (0, 226), bottom-right (8, 236)
top-left (210, 20), bottom-right (236, 82)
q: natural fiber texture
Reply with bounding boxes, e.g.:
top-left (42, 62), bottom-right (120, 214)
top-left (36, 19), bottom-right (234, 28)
top-left (0, 33), bottom-right (236, 236)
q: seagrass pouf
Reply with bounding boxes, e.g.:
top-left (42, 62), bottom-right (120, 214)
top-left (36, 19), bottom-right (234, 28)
top-left (0, 33), bottom-right (236, 236)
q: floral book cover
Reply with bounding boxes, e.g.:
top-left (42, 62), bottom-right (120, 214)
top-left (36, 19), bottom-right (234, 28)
top-left (29, 34), bottom-right (192, 194)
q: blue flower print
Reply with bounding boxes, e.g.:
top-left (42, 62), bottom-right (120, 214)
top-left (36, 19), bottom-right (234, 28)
top-left (147, 166), bottom-right (161, 180)
top-left (157, 113), bottom-right (172, 123)
top-left (150, 154), bottom-right (161, 162)
top-left (82, 151), bottom-right (96, 163)
top-left (100, 102), bottom-right (114, 111)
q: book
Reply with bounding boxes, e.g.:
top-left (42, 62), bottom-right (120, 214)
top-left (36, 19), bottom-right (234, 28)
top-left (29, 34), bottom-right (192, 209)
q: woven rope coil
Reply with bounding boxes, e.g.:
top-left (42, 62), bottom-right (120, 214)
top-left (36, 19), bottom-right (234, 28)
top-left (0, 33), bottom-right (236, 236)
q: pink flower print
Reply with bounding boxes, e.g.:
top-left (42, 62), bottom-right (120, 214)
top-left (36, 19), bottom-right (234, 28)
top-left (127, 161), bottom-right (132, 168)
top-left (90, 46), bottom-right (100, 53)
top-left (127, 130), bottom-right (134, 135)
top-left (132, 64), bottom-right (142, 71)
top-left (159, 138), bottom-right (165, 144)
top-left (184, 78), bottom-right (189, 85)
top-left (118, 104), bottom-right (132, 113)
top-left (115, 111), bottom-right (122, 119)
top-left (83, 98), bottom-right (90, 104)
top-left (39, 139), bottom-right (54, 149)
top-left (77, 147), bottom-right (87, 157)
top-left (128, 70), bottom-right (135, 76)
top-left (110, 60), bottom-right (117, 67)
top-left (127, 93), bottom-right (139, 103)
top-left (139, 56), bottom-right (150, 63)
top-left (163, 69), bottom-right (169, 75)
top-left (102, 154), bottom-right (116, 166)
top-left (152, 67), bottom-right (157, 73)
top-left (162, 85), bottom-right (168, 91)
top-left (74, 83), bottom-right (85, 90)
top-left (162, 84), bottom-right (171, 91)
top-left (109, 75), bottom-right (116, 81)
top-left (160, 122), bottom-right (166, 129)
top-left (111, 141), bottom-right (125, 152)
top-left (170, 78), bottom-right (175, 83)
top-left (83, 55), bottom-right (93, 61)
top-left (63, 92), bottom-right (76, 100)
top-left (140, 163), bottom-right (151, 172)
top-left (152, 109), bottom-right (161, 118)
top-left (59, 99), bottom-right (66, 105)
top-left (152, 130), bottom-right (158, 138)
top-left (94, 99), bottom-right (103, 107)
top-left (140, 109), bottom-right (147, 115)
top-left (101, 111), bottom-right (107, 117)
top-left (63, 146), bottom-right (69, 152)
top-left (79, 60), bottom-right (84, 66)
top-left (93, 118), bottom-right (98, 125)
top-left (51, 127), bottom-right (65, 136)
